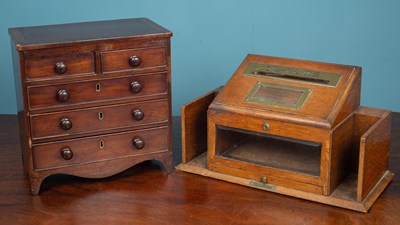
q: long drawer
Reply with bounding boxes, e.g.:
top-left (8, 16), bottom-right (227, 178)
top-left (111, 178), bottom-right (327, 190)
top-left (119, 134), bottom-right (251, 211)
top-left (30, 99), bottom-right (168, 140)
top-left (27, 73), bottom-right (167, 110)
top-left (33, 126), bottom-right (169, 170)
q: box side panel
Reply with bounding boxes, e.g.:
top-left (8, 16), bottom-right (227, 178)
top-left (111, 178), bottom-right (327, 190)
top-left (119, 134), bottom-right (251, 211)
top-left (351, 110), bottom-right (380, 173)
top-left (330, 67), bottom-right (361, 127)
top-left (329, 114), bottom-right (354, 194)
top-left (357, 109), bottom-right (391, 201)
top-left (11, 39), bottom-right (31, 176)
top-left (181, 88), bottom-right (220, 163)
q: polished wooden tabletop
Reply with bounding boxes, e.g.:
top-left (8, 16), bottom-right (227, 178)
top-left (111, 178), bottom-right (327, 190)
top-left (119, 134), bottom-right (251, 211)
top-left (0, 114), bottom-right (399, 225)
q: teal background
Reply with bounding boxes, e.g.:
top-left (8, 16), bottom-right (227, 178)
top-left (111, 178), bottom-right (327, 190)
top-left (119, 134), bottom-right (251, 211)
top-left (1, 0), bottom-right (399, 115)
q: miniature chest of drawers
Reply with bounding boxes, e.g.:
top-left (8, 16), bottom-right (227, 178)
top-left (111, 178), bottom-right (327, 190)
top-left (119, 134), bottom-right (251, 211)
top-left (9, 18), bottom-right (173, 194)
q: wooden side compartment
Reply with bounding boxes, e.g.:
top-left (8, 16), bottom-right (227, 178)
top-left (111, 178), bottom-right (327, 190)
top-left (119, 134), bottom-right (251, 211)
top-left (181, 87), bottom-right (221, 163)
top-left (176, 90), bottom-right (394, 213)
top-left (355, 107), bottom-right (392, 202)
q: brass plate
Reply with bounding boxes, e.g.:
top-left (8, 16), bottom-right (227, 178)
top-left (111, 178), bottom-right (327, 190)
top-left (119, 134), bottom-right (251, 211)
top-left (244, 63), bottom-right (342, 87)
top-left (245, 82), bottom-right (311, 110)
top-left (249, 181), bottom-right (277, 191)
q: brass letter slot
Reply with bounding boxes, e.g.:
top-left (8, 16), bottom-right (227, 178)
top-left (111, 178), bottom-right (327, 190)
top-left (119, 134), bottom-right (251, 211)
top-left (244, 63), bottom-right (342, 87)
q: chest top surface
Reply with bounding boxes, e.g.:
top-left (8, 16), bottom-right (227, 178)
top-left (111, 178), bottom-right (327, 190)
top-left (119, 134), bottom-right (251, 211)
top-left (210, 54), bottom-right (361, 129)
top-left (9, 18), bottom-right (172, 51)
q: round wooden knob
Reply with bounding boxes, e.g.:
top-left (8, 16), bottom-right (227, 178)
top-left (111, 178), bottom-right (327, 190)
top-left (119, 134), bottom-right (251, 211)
top-left (129, 55), bottom-right (141, 67)
top-left (57, 89), bottom-right (69, 102)
top-left (55, 62), bottom-right (67, 74)
top-left (132, 138), bottom-right (145, 149)
top-left (60, 118), bottom-right (72, 130)
top-left (132, 109), bottom-right (144, 121)
top-left (61, 147), bottom-right (73, 160)
top-left (130, 81), bottom-right (142, 93)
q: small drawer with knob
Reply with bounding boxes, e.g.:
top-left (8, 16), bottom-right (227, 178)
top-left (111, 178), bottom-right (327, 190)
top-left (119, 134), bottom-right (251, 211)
top-left (30, 99), bottom-right (169, 140)
top-left (32, 126), bottom-right (169, 171)
top-left (27, 73), bottom-right (167, 110)
top-left (24, 52), bottom-right (95, 80)
top-left (101, 47), bottom-right (167, 73)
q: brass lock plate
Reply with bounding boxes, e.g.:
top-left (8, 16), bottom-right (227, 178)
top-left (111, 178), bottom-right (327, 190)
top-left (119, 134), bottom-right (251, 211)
top-left (245, 82), bottom-right (311, 110)
top-left (244, 62), bottom-right (342, 87)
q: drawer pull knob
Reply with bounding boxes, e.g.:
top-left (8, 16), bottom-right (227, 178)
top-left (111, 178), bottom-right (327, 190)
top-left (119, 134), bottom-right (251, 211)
top-left (262, 122), bottom-right (270, 131)
top-left (129, 55), bottom-right (141, 67)
top-left (55, 62), bottom-right (67, 74)
top-left (132, 109), bottom-right (144, 121)
top-left (260, 177), bottom-right (268, 183)
top-left (130, 81), bottom-right (142, 93)
top-left (132, 138), bottom-right (145, 149)
top-left (60, 118), bottom-right (72, 130)
top-left (57, 89), bottom-right (69, 102)
top-left (61, 147), bottom-right (73, 160)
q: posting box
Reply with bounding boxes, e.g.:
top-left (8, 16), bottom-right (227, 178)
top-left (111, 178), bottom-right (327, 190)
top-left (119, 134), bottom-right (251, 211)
top-left (177, 54), bottom-right (394, 212)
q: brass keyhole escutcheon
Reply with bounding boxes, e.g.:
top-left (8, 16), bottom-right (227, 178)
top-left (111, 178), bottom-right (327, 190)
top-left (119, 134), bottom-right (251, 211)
top-left (98, 112), bottom-right (104, 120)
top-left (262, 122), bottom-right (270, 131)
top-left (99, 140), bottom-right (105, 149)
top-left (96, 83), bottom-right (101, 92)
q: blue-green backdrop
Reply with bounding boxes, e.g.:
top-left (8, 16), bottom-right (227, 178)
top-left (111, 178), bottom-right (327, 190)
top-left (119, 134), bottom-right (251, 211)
top-left (1, 0), bottom-right (399, 115)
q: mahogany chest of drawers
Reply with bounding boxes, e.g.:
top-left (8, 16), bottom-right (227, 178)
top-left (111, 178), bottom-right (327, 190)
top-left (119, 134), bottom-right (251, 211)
top-left (9, 18), bottom-right (173, 194)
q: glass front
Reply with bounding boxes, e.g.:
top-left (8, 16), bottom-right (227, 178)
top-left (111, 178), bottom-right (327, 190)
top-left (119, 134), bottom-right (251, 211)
top-left (216, 126), bottom-right (322, 176)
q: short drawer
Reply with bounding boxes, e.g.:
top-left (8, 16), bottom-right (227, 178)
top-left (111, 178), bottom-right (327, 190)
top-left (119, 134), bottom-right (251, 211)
top-left (208, 109), bottom-right (329, 143)
top-left (33, 126), bottom-right (169, 170)
top-left (30, 99), bottom-right (169, 140)
top-left (27, 73), bottom-right (167, 110)
top-left (101, 47), bottom-right (167, 73)
top-left (25, 52), bottom-right (95, 79)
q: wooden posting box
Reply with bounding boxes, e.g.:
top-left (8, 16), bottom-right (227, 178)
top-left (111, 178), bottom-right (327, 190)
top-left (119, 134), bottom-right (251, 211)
top-left (177, 54), bottom-right (394, 212)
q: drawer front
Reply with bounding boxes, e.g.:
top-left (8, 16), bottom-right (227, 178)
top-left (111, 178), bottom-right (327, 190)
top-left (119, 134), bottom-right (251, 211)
top-left (30, 99), bottom-right (169, 140)
top-left (208, 110), bottom-right (329, 143)
top-left (33, 126), bottom-right (169, 170)
top-left (27, 73), bottom-right (167, 110)
top-left (25, 52), bottom-right (95, 79)
top-left (101, 47), bottom-right (167, 73)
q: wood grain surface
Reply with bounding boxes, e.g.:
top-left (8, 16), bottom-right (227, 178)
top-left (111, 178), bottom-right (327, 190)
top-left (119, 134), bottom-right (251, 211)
top-left (0, 115), bottom-right (399, 225)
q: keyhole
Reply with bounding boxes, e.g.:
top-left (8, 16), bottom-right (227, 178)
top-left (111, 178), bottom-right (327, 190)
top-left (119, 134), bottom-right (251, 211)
top-left (99, 140), bottom-right (105, 149)
top-left (98, 112), bottom-right (104, 120)
top-left (96, 83), bottom-right (101, 92)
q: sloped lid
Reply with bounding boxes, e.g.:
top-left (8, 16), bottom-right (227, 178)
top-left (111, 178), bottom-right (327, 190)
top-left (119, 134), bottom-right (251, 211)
top-left (210, 54), bottom-right (361, 129)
